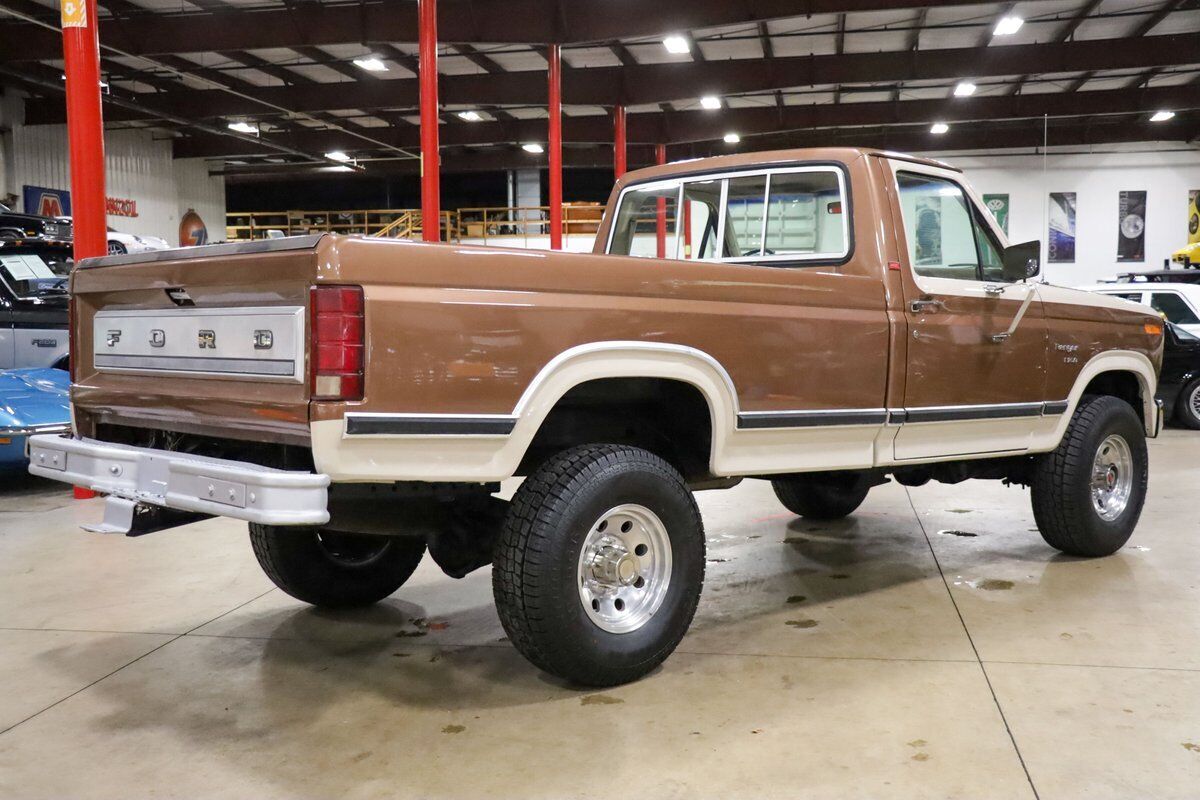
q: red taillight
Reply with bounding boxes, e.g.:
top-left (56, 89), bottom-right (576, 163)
top-left (310, 285), bottom-right (364, 401)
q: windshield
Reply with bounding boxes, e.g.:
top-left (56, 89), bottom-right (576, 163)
top-left (0, 254), bottom-right (67, 298)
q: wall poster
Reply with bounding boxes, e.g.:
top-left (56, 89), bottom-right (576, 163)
top-left (912, 195), bottom-right (942, 266)
top-left (1117, 190), bottom-right (1146, 262)
top-left (983, 194), bottom-right (1010, 235)
top-left (1048, 192), bottom-right (1076, 264)
top-left (1189, 190), bottom-right (1199, 246)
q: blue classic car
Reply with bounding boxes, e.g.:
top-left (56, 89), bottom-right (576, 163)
top-left (0, 367), bottom-right (70, 469)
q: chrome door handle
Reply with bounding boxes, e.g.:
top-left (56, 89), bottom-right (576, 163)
top-left (982, 283), bottom-right (1006, 296)
top-left (909, 298), bottom-right (944, 313)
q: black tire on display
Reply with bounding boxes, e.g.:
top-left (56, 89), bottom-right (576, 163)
top-left (493, 444), bottom-right (705, 687)
top-left (1031, 395), bottom-right (1148, 557)
top-left (771, 473), bottom-right (870, 520)
top-left (1176, 378), bottom-right (1200, 430)
top-left (248, 524), bottom-right (426, 609)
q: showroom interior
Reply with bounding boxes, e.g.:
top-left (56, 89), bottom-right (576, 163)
top-left (1, 0), bottom-right (1200, 797)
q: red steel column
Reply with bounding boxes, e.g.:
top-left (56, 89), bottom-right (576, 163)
top-left (655, 143), bottom-right (667, 258)
top-left (613, 105), bottom-right (627, 179)
top-left (62, 0), bottom-right (106, 261)
top-left (418, 0), bottom-right (440, 242)
top-left (62, 0), bottom-right (105, 501)
top-left (548, 44), bottom-right (563, 250)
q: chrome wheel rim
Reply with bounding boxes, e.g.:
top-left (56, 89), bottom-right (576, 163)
top-left (1189, 384), bottom-right (1200, 421)
top-left (1090, 434), bottom-right (1133, 522)
top-left (577, 504), bottom-right (672, 634)
top-left (107, 242), bottom-right (122, 255)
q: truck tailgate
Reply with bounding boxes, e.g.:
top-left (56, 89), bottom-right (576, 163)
top-left (70, 236), bottom-right (324, 445)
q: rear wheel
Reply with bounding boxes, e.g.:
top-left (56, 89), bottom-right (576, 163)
top-left (107, 240), bottom-right (126, 255)
top-left (1176, 378), bottom-right (1200, 430)
top-left (771, 473), bottom-right (870, 520)
top-left (249, 524), bottom-right (425, 608)
top-left (493, 445), bottom-right (705, 686)
top-left (1031, 395), bottom-right (1148, 557)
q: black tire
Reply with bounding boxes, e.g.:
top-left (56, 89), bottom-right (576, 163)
top-left (248, 524), bottom-right (425, 609)
top-left (1031, 395), bottom-right (1148, 557)
top-left (1175, 378), bottom-right (1200, 430)
top-left (771, 473), bottom-right (870, 520)
top-left (493, 445), bottom-right (705, 687)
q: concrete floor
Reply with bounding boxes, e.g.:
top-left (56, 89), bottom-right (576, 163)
top-left (0, 431), bottom-right (1198, 799)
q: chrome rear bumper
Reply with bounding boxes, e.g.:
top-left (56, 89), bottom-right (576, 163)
top-left (27, 435), bottom-right (330, 533)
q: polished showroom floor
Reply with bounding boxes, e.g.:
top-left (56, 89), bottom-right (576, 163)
top-left (0, 430), bottom-right (1198, 799)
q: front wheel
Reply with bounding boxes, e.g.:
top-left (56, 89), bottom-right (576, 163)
top-left (1176, 378), bottom-right (1200, 430)
top-left (771, 473), bottom-right (870, 520)
top-left (493, 445), bottom-right (705, 686)
top-left (107, 240), bottom-right (127, 255)
top-left (1031, 395), bottom-right (1148, 557)
top-left (249, 524), bottom-right (426, 608)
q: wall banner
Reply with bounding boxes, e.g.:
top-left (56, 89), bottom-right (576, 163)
top-left (983, 194), bottom-right (1010, 235)
top-left (1048, 192), bottom-right (1076, 264)
top-left (1117, 190), bottom-right (1146, 262)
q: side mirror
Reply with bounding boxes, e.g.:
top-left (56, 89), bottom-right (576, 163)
top-left (1003, 240), bottom-right (1041, 282)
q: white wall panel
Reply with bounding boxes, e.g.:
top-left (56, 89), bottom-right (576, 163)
top-left (4, 109), bottom-right (225, 245)
top-left (934, 148), bottom-right (1200, 286)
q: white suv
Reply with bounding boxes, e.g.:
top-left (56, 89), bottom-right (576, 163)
top-left (1083, 282), bottom-right (1200, 337)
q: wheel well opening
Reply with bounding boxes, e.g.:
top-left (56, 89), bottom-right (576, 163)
top-left (518, 377), bottom-right (714, 482)
top-left (1082, 371), bottom-right (1144, 422)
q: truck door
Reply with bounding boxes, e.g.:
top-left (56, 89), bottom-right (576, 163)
top-left (887, 163), bottom-right (1048, 461)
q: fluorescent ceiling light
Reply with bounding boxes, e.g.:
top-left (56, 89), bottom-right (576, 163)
top-left (227, 121), bottom-right (258, 135)
top-left (325, 151), bottom-right (352, 162)
top-left (700, 95), bottom-right (722, 110)
top-left (352, 57), bottom-right (388, 72)
top-left (522, 143), bottom-right (545, 154)
top-left (662, 35), bottom-right (690, 54)
top-left (723, 132), bottom-right (740, 144)
top-left (993, 16), bottom-right (1024, 36)
top-left (953, 82), bottom-right (977, 97)
top-left (930, 122), bottom-right (950, 134)
top-left (457, 110), bottom-right (483, 122)
top-left (1150, 110), bottom-right (1176, 122)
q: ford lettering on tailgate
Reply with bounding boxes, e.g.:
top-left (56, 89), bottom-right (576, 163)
top-left (93, 306), bottom-right (305, 382)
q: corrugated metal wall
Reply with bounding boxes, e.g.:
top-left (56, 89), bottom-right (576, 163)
top-left (7, 122), bottom-right (225, 244)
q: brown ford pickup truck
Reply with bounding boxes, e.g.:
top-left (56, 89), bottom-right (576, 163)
top-left (29, 148), bottom-right (1164, 686)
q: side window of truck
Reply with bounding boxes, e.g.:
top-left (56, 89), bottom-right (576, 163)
top-left (763, 170), bottom-right (847, 258)
top-left (896, 172), bottom-right (999, 283)
top-left (680, 181), bottom-right (721, 260)
top-left (1149, 292), bottom-right (1200, 325)
top-left (609, 182), bottom-right (680, 258)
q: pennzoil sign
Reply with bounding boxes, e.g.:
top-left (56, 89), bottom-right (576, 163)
top-left (106, 197), bottom-right (138, 218)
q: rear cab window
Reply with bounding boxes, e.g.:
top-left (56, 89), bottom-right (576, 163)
top-left (607, 164), bottom-right (851, 267)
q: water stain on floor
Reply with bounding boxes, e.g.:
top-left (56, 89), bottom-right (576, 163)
top-left (972, 579), bottom-right (1015, 591)
top-left (937, 530), bottom-right (978, 538)
top-left (441, 725), bottom-right (466, 735)
top-left (786, 619), bottom-right (819, 629)
top-left (786, 595), bottom-right (807, 604)
top-left (580, 695), bottom-right (624, 706)
top-left (946, 509), bottom-right (974, 514)
top-left (1183, 742), bottom-right (1200, 753)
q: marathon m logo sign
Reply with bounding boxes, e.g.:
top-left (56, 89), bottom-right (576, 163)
top-left (23, 185), bottom-right (71, 218)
